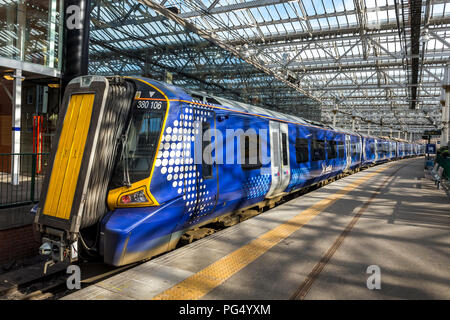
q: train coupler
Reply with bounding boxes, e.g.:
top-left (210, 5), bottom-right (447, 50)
top-left (38, 228), bottom-right (79, 274)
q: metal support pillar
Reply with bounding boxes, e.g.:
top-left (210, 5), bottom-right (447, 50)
top-left (17, 1), bottom-right (26, 61)
top-left (62, 0), bottom-right (91, 92)
top-left (332, 109), bottom-right (337, 127)
top-left (47, 0), bottom-right (58, 68)
top-left (442, 63), bottom-right (450, 147)
top-left (11, 69), bottom-right (23, 185)
top-left (443, 94), bottom-right (449, 147)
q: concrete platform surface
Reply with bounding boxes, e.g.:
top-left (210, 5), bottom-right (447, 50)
top-left (63, 158), bottom-right (450, 300)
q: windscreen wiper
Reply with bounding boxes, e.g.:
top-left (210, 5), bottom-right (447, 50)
top-left (121, 134), bottom-right (132, 188)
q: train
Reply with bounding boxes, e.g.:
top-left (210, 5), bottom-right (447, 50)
top-left (33, 75), bottom-right (424, 271)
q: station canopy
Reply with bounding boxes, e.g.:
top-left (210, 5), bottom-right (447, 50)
top-left (89, 0), bottom-right (450, 135)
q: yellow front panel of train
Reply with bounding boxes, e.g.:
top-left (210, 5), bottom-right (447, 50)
top-left (43, 94), bottom-right (95, 220)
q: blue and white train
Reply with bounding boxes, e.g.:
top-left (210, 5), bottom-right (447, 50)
top-left (33, 76), bottom-right (424, 268)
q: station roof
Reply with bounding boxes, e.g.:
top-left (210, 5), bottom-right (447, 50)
top-left (89, 0), bottom-right (450, 135)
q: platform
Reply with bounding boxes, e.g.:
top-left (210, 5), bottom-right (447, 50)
top-left (63, 157), bottom-right (450, 300)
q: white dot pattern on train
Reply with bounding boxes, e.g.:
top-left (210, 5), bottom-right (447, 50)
top-left (154, 102), bottom-right (217, 224)
top-left (243, 174), bottom-right (271, 200)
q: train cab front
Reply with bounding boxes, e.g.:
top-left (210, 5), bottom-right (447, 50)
top-left (99, 79), bottom-right (190, 266)
top-left (33, 75), bottom-right (185, 271)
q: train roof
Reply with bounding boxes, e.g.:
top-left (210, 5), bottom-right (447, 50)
top-left (330, 126), bottom-right (360, 136)
top-left (186, 89), bottom-right (363, 136)
top-left (194, 92), bottom-right (310, 126)
top-left (132, 78), bottom-right (418, 143)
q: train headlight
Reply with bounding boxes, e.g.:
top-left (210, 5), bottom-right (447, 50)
top-left (120, 190), bottom-right (149, 204)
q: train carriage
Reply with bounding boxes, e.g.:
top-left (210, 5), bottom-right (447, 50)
top-left (33, 76), bottom-right (424, 269)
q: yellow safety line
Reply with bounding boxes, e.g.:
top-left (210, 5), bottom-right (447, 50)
top-left (152, 162), bottom-right (395, 300)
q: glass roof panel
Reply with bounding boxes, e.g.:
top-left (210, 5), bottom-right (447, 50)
top-left (87, 0), bottom-right (450, 133)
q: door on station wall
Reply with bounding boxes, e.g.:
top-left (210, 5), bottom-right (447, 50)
top-left (266, 121), bottom-right (290, 198)
top-left (188, 108), bottom-right (218, 224)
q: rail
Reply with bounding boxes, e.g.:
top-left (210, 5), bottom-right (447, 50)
top-left (0, 153), bottom-right (49, 209)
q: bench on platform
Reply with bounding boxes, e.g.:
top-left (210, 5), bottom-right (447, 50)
top-left (431, 164), bottom-right (445, 189)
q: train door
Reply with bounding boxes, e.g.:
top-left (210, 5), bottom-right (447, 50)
top-left (189, 108), bottom-right (218, 222)
top-left (362, 137), bottom-right (367, 163)
top-left (390, 141), bottom-right (397, 159)
top-left (266, 121), bottom-right (290, 197)
top-left (344, 134), bottom-right (351, 171)
top-left (279, 123), bottom-right (291, 192)
top-left (357, 136), bottom-right (362, 163)
top-left (374, 139), bottom-right (379, 162)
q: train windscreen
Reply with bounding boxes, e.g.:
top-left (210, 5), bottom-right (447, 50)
top-left (110, 109), bottom-right (164, 187)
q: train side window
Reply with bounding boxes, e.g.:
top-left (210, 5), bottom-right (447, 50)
top-left (241, 133), bottom-right (262, 170)
top-left (369, 141), bottom-right (375, 154)
top-left (337, 141), bottom-right (345, 158)
top-left (281, 133), bottom-right (288, 166)
top-left (202, 122), bottom-right (213, 179)
top-left (326, 140), bottom-right (337, 159)
top-left (312, 139), bottom-right (325, 161)
top-left (295, 138), bottom-right (309, 163)
top-left (351, 142), bottom-right (357, 157)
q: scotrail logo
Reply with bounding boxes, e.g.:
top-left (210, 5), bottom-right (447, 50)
top-left (321, 163), bottom-right (332, 174)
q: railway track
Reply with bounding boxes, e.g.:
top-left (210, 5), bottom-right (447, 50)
top-left (0, 261), bottom-right (142, 300)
